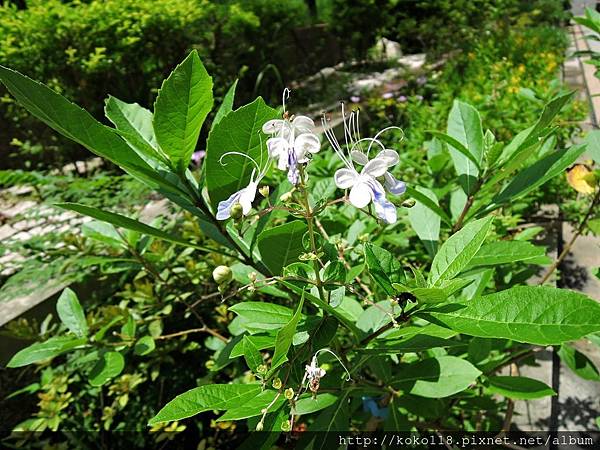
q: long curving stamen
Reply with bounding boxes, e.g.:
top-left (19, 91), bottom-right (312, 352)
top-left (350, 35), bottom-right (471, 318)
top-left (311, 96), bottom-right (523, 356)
top-left (322, 116), bottom-right (352, 169)
top-left (282, 87), bottom-right (291, 115)
top-left (340, 102), bottom-right (352, 150)
top-left (219, 151), bottom-right (261, 174)
top-left (314, 348), bottom-right (352, 381)
top-left (366, 126), bottom-right (405, 156)
top-left (351, 137), bottom-right (386, 157)
top-left (256, 132), bottom-right (271, 180)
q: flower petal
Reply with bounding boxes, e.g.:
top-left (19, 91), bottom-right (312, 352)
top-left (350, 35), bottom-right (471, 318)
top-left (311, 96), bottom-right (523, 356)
top-left (262, 119), bottom-right (285, 135)
top-left (216, 191), bottom-right (242, 220)
top-left (349, 182), bottom-right (372, 208)
top-left (292, 115), bottom-right (315, 131)
top-left (294, 133), bottom-right (320, 159)
top-left (267, 137), bottom-right (287, 158)
top-left (362, 158), bottom-right (387, 177)
top-left (384, 172), bottom-right (406, 195)
top-left (375, 149), bottom-right (399, 167)
top-left (350, 150), bottom-right (369, 165)
top-left (373, 195), bottom-right (397, 224)
top-left (239, 182), bottom-right (257, 214)
top-left (334, 168), bottom-right (358, 189)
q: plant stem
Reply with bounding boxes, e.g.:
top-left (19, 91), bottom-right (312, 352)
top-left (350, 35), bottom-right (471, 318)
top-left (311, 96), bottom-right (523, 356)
top-left (299, 167), bottom-right (327, 303)
top-left (452, 179), bottom-right (483, 232)
top-left (540, 188), bottom-right (600, 285)
top-left (156, 326), bottom-right (227, 342)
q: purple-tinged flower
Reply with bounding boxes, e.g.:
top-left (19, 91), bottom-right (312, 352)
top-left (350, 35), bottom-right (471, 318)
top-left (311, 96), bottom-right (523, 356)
top-left (382, 92), bottom-right (394, 100)
top-left (350, 95), bottom-right (361, 103)
top-left (191, 150), bottom-right (206, 166)
top-left (397, 95), bottom-right (408, 102)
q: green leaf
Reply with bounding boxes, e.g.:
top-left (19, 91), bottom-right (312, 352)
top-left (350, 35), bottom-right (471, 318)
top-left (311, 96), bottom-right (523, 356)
top-left (280, 281), bottom-right (362, 339)
top-left (134, 336), bottom-right (156, 356)
top-left (218, 390), bottom-right (285, 421)
top-left (211, 79), bottom-right (238, 131)
top-left (149, 384), bottom-right (261, 425)
top-left (154, 50), bottom-right (213, 173)
top-left (391, 356), bottom-right (481, 398)
top-left (89, 351), bottom-right (125, 386)
top-left (487, 376), bottom-right (555, 400)
top-left (363, 334), bottom-right (465, 354)
top-left (364, 243), bottom-right (405, 296)
top-left (420, 286), bottom-right (600, 345)
top-left (242, 336), bottom-right (263, 372)
top-left (295, 393), bottom-right (338, 415)
top-left (0, 65), bottom-right (151, 176)
top-left (56, 288), bottom-right (88, 337)
top-left (205, 97), bottom-right (278, 209)
top-left (271, 294), bottom-right (304, 371)
top-left (411, 278), bottom-right (473, 304)
top-left (446, 100), bottom-right (484, 194)
top-left (428, 217), bottom-right (493, 286)
top-left (105, 96), bottom-right (168, 168)
top-left (558, 344), bottom-right (600, 381)
top-left (407, 186), bottom-right (440, 256)
top-left (121, 316), bottom-right (136, 339)
top-left (82, 221), bottom-right (125, 248)
top-left (7, 336), bottom-right (87, 368)
top-left (427, 131), bottom-right (481, 169)
top-left (56, 203), bottom-right (205, 251)
top-left (308, 390), bottom-right (351, 432)
top-left (229, 302), bottom-right (294, 332)
top-left (584, 129), bottom-right (600, 164)
top-left (405, 186), bottom-right (452, 227)
top-left (469, 241), bottom-right (550, 267)
top-left (256, 221), bottom-right (308, 275)
top-left (490, 145), bottom-right (587, 208)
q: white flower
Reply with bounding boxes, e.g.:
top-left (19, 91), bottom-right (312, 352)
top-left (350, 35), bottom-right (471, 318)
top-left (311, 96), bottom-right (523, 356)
top-left (216, 152), bottom-right (269, 220)
top-left (322, 105), bottom-right (405, 224)
top-left (262, 89), bottom-right (320, 184)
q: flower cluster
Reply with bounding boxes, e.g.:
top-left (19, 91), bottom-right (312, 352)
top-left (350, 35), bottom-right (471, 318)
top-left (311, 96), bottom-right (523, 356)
top-left (323, 105), bottom-right (405, 224)
top-left (216, 90), bottom-right (406, 224)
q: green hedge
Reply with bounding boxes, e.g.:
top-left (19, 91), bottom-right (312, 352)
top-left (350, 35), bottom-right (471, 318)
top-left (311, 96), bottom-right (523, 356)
top-left (0, 0), bottom-right (313, 168)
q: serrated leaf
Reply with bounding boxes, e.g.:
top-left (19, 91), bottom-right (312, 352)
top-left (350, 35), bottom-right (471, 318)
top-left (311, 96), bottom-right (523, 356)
top-left (364, 243), bottom-right (405, 296)
top-left (205, 97), bottom-right (278, 209)
top-left (0, 65), bottom-right (151, 177)
top-left (390, 356), bottom-right (481, 398)
top-left (56, 288), bottom-right (88, 337)
top-left (217, 390), bottom-right (284, 421)
top-left (211, 79), bottom-right (238, 131)
top-left (154, 50), bottom-right (213, 173)
top-left (149, 384), bottom-right (261, 425)
top-left (428, 217), bottom-right (493, 286)
top-left (558, 344), bottom-right (600, 381)
top-left (89, 351), bottom-right (125, 386)
top-left (242, 336), bottom-right (263, 372)
top-left (419, 286), bottom-right (600, 345)
top-left (7, 336), bottom-right (87, 368)
top-left (256, 221), bottom-right (308, 275)
top-left (469, 241), bottom-right (550, 267)
top-left (446, 100), bottom-right (484, 194)
top-left (407, 186), bottom-right (440, 257)
top-left (487, 376), bottom-right (555, 399)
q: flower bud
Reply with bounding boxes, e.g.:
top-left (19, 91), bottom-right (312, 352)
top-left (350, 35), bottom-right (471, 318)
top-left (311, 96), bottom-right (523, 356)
top-left (248, 271), bottom-right (258, 282)
top-left (279, 191), bottom-right (293, 203)
top-left (280, 419), bottom-right (291, 432)
top-left (256, 364), bottom-right (268, 375)
top-left (212, 265), bottom-right (232, 285)
top-left (230, 202), bottom-right (244, 219)
top-left (402, 198), bottom-right (416, 208)
top-left (272, 378), bottom-right (282, 390)
top-left (358, 233), bottom-right (369, 242)
top-left (255, 420), bottom-right (264, 431)
top-left (259, 186), bottom-right (270, 197)
top-left (284, 388), bottom-right (294, 400)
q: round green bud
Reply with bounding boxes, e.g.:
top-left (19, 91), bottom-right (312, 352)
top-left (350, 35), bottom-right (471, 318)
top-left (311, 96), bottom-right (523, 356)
top-left (402, 198), bottom-right (416, 208)
top-left (212, 265), bottom-right (232, 285)
top-left (256, 364), bottom-right (268, 375)
top-left (272, 378), bottom-right (282, 390)
top-left (230, 202), bottom-right (244, 219)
